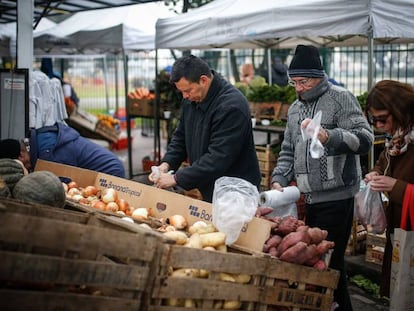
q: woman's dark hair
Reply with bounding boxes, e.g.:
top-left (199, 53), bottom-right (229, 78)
top-left (170, 55), bottom-right (212, 84)
top-left (366, 80), bottom-right (414, 129)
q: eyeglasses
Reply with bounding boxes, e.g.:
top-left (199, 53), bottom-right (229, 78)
top-left (367, 113), bottom-right (390, 125)
top-left (288, 78), bottom-right (312, 87)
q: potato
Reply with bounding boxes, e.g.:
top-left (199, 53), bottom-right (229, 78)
top-left (199, 232), bottom-right (226, 247)
top-left (184, 233), bottom-right (203, 249)
top-left (223, 300), bottom-right (242, 309)
top-left (219, 272), bottom-right (236, 282)
top-left (234, 273), bottom-right (251, 284)
top-left (163, 230), bottom-right (188, 245)
top-left (171, 268), bottom-right (200, 278)
top-left (189, 222), bottom-right (217, 235)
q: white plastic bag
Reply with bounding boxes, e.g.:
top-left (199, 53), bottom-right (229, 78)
top-left (354, 181), bottom-right (387, 234)
top-left (301, 110), bottom-right (324, 159)
top-left (212, 177), bottom-right (259, 245)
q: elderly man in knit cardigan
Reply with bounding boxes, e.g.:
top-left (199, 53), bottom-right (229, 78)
top-left (271, 44), bottom-right (374, 311)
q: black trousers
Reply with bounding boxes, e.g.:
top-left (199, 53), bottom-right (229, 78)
top-left (305, 198), bottom-right (354, 311)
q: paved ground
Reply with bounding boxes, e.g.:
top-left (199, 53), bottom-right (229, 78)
top-left (112, 126), bottom-right (389, 311)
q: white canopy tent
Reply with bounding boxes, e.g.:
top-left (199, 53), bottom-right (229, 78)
top-left (34, 2), bottom-right (175, 54)
top-left (32, 2), bottom-right (176, 179)
top-left (156, 0), bottom-right (414, 87)
top-left (0, 18), bottom-right (56, 57)
top-left (155, 0), bottom-right (414, 169)
top-left (156, 0), bottom-right (414, 50)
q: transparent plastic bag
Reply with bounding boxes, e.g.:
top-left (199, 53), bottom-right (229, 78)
top-left (301, 110), bottom-right (324, 159)
top-left (212, 177), bottom-right (259, 245)
top-left (354, 181), bottom-right (387, 234)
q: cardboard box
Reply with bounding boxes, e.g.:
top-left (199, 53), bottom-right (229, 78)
top-left (35, 160), bottom-right (272, 253)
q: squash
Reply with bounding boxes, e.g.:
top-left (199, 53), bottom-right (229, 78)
top-left (0, 176), bottom-right (11, 198)
top-left (0, 158), bottom-right (25, 191)
top-left (12, 171), bottom-right (66, 208)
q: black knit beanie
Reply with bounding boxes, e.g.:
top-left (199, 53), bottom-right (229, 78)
top-left (288, 45), bottom-right (325, 78)
top-left (0, 139), bottom-right (21, 159)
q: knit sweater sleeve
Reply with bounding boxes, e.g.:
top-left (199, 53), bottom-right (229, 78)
top-left (324, 88), bottom-right (374, 155)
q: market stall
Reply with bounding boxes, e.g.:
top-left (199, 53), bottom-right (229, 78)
top-left (0, 160), bottom-right (341, 310)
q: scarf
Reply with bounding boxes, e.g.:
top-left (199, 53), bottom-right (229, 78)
top-left (386, 126), bottom-right (414, 156)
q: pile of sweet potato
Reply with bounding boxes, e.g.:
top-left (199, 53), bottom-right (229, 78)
top-left (257, 207), bottom-right (334, 270)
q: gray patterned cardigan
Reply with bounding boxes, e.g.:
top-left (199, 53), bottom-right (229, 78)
top-left (271, 76), bottom-right (374, 204)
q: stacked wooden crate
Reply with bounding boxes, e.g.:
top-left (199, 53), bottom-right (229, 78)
top-left (147, 244), bottom-right (339, 310)
top-left (0, 197), bottom-right (166, 311)
top-left (346, 220), bottom-right (368, 255)
top-left (365, 232), bottom-right (386, 265)
top-left (256, 146), bottom-right (277, 191)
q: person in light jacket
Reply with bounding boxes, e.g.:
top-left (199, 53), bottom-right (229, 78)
top-left (271, 45), bottom-right (374, 311)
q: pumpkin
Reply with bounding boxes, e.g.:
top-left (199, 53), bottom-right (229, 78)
top-left (0, 158), bottom-right (24, 191)
top-left (12, 171), bottom-right (66, 208)
top-left (0, 176), bottom-right (11, 198)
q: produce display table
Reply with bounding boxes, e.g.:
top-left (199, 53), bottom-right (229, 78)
top-left (253, 124), bottom-right (285, 145)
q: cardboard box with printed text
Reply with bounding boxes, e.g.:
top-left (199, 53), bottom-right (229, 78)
top-left (35, 160), bottom-right (271, 253)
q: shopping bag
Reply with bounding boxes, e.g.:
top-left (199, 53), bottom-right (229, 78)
top-left (389, 184), bottom-right (414, 311)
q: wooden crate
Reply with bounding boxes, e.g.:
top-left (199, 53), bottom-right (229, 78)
top-left (0, 197), bottom-right (167, 311)
top-left (127, 98), bottom-right (154, 117)
top-left (147, 245), bottom-right (340, 310)
top-left (256, 146), bottom-right (277, 191)
top-left (365, 232), bottom-right (386, 265)
top-left (249, 102), bottom-right (282, 121)
top-left (346, 221), bottom-right (367, 255)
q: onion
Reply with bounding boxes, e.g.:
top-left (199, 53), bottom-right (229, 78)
top-left (67, 181), bottom-right (79, 189)
top-left (91, 200), bottom-right (106, 211)
top-left (168, 214), bottom-right (188, 230)
top-left (106, 201), bottom-right (119, 213)
top-left (117, 198), bottom-right (129, 213)
top-left (67, 187), bottom-right (81, 197)
top-left (82, 185), bottom-right (99, 197)
top-left (101, 188), bottom-right (118, 203)
top-left (132, 207), bottom-right (149, 220)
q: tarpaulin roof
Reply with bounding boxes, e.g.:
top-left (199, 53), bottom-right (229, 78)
top-left (34, 2), bottom-right (175, 54)
top-left (155, 0), bottom-right (414, 50)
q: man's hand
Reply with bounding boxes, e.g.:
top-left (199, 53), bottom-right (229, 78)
top-left (271, 182), bottom-right (283, 191)
top-left (301, 118), bottom-right (329, 144)
top-left (148, 162), bottom-right (170, 183)
top-left (155, 173), bottom-right (177, 189)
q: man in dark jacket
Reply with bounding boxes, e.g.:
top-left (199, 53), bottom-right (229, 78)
top-left (149, 55), bottom-right (261, 202)
top-left (29, 122), bottom-right (125, 178)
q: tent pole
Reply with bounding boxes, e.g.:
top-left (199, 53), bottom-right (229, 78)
top-left (267, 48), bottom-right (272, 84)
top-left (154, 48), bottom-right (161, 164)
top-left (103, 55), bottom-right (110, 113)
top-left (367, 27), bottom-right (375, 170)
top-left (123, 49), bottom-right (133, 179)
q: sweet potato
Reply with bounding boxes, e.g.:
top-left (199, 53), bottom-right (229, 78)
top-left (313, 259), bottom-right (327, 270)
top-left (277, 230), bottom-right (311, 254)
top-left (316, 240), bottom-right (335, 255)
top-left (307, 227), bottom-right (328, 244)
top-left (268, 246), bottom-right (279, 257)
top-left (279, 241), bottom-right (308, 264)
top-left (265, 234), bottom-right (282, 249)
top-left (302, 244), bottom-right (320, 266)
top-left (273, 215), bottom-right (298, 236)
